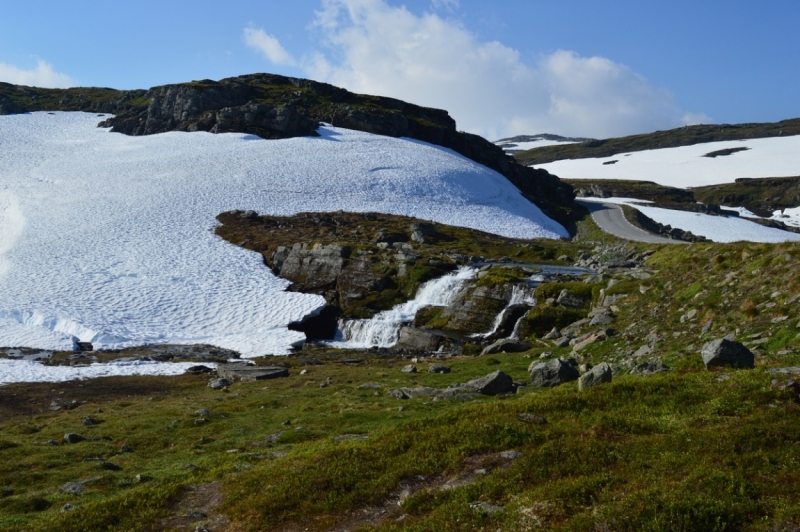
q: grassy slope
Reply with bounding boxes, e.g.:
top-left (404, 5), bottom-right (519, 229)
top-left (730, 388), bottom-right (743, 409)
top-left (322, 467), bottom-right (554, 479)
top-left (515, 119), bottom-right (800, 166)
top-left (4, 218), bottom-right (800, 531)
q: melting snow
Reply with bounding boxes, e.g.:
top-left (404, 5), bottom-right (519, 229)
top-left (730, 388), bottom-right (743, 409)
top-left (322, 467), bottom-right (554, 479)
top-left (538, 136), bottom-right (800, 187)
top-left (0, 358), bottom-right (214, 385)
top-left (0, 112), bottom-right (565, 363)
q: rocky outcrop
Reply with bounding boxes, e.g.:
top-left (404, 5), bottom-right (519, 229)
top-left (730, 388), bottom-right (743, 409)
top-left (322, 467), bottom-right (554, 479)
top-left (529, 359), bottom-right (579, 387)
top-left (578, 362), bottom-right (613, 390)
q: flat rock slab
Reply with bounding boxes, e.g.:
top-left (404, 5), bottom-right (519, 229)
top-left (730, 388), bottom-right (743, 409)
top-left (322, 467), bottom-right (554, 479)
top-left (216, 365), bottom-right (289, 382)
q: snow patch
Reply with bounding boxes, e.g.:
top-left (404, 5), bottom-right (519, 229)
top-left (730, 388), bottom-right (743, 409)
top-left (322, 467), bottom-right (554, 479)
top-left (0, 112), bottom-right (565, 358)
top-left (538, 136), bottom-right (800, 187)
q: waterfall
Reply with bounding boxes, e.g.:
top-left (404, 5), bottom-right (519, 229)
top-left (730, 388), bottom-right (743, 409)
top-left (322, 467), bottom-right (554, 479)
top-left (332, 267), bottom-right (476, 348)
top-left (470, 284), bottom-right (536, 339)
top-left (509, 315), bottom-right (525, 339)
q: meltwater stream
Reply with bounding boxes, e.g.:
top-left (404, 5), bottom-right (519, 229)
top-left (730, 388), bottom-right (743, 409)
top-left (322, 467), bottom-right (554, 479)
top-left (470, 284), bottom-right (536, 339)
top-left (332, 267), bottom-right (477, 348)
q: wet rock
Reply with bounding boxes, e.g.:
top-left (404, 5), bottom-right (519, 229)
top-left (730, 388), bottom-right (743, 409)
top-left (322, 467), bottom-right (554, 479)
top-left (578, 362), bottom-right (613, 390)
top-left (529, 358), bottom-right (580, 387)
top-left (701, 339), bottom-right (755, 369)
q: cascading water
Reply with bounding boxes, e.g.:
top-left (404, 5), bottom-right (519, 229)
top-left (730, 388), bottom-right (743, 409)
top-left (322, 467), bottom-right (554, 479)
top-left (470, 284), bottom-right (536, 339)
top-left (332, 267), bottom-right (476, 348)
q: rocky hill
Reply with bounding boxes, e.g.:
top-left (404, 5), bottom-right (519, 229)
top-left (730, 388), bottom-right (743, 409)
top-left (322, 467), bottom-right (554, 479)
top-left (0, 75), bottom-right (580, 233)
top-left (515, 118), bottom-right (800, 166)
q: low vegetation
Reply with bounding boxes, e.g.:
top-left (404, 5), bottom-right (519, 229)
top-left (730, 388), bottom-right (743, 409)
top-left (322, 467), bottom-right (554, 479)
top-left (3, 214), bottom-right (800, 531)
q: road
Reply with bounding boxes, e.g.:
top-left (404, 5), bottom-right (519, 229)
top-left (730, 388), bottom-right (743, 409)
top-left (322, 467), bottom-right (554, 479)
top-left (576, 199), bottom-right (688, 244)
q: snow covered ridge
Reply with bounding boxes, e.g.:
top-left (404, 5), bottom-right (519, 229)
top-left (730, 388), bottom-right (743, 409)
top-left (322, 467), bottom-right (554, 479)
top-left (494, 134), bottom-right (591, 154)
top-left (536, 136), bottom-right (800, 188)
top-left (0, 112), bottom-right (566, 358)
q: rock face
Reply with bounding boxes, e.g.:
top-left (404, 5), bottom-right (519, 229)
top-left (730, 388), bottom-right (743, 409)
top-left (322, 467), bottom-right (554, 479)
top-left (529, 359), bottom-right (580, 387)
top-left (701, 339), bottom-right (755, 369)
top-left (578, 362), bottom-right (613, 390)
top-left (0, 74), bottom-right (579, 231)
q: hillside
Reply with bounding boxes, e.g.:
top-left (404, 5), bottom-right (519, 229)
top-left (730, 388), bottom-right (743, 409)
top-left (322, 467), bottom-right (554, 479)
top-left (515, 118), bottom-right (800, 166)
top-left (3, 214), bottom-right (800, 531)
top-left (0, 74), bottom-right (580, 231)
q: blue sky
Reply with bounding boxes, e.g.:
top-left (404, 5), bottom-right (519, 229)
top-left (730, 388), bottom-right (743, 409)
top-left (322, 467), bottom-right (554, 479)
top-left (1, 0), bottom-right (798, 139)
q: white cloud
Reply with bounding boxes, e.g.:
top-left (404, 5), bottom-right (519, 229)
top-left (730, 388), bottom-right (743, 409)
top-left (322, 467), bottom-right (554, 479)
top-left (0, 60), bottom-right (75, 88)
top-left (243, 27), bottom-right (297, 66)
top-left (303, 0), bottom-right (710, 139)
top-left (431, 0), bottom-right (459, 10)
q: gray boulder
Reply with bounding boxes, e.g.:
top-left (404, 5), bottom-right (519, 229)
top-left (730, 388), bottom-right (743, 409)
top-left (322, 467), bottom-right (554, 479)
top-left (207, 377), bottom-right (232, 390)
top-left (529, 359), bottom-right (579, 387)
top-left (701, 339), bottom-right (755, 369)
top-left (578, 362), bottom-right (613, 390)
top-left (632, 360), bottom-right (670, 376)
top-left (428, 364), bottom-right (451, 374)
top-left (589, 313), bottom-right (613, 326)
top-left (463, 370), bottom-right (515, 395)
top-left (481, 339), bottom-right (529, 355)
top-left (216, 364), bottom-right (289, 382)
top-left (401, 364), bottom-right (417, 373)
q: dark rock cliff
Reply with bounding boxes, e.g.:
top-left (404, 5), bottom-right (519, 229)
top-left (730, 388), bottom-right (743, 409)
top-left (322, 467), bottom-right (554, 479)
top-left (0, 74), bottom-right (579, 233)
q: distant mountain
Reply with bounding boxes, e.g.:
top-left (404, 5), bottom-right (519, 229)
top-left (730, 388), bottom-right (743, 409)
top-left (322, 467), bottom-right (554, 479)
top-left (514, 119), bottom-right (800, 166)
top-left (0, 74), bottom-right (581, 232)
top-left (494, 134), bottom-right (596, 154)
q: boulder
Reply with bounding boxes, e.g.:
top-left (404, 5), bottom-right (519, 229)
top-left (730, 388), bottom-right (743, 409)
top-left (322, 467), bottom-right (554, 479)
top-left (428, 364), bottom-right (451, 374)
top-left (632, 360), bottom-right (670, 376)
top-left (63, 433), bottom-right (83, 444)
top-left (207, 378), bottom-right (232, 390)
top-left (701, 339), bottom-right (755, 369)
top-left (481, 339), bottom-right (530, 355)
top-left (401, 364), bottom-right (417, 373)
top-left (399, 386), bottom-right (441, 398)
top-left (578, 362), bottom-right (613, 390)
top-left (589, 313), bottom-right (613, 326)
top-left (395, 328), bottom-right (450, 352)
top-left (556, 289), bottom-right (588, 309)
top-left (463, 370), bottom-right (515, 395)
top-left (542, 327), bottom-right (561, 340)
top-left (529, 359), bottom-right (579, 387)
top-left (409, 222), bottom-right (438, 243)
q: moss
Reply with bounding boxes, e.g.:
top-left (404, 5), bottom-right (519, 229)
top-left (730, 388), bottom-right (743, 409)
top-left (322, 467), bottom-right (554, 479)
top-left (525, 306), bottom-right (587, 335)
top-left (474, 266), bottom-right (529, 288)
top-left (536, 281), bottom-right (595, 303)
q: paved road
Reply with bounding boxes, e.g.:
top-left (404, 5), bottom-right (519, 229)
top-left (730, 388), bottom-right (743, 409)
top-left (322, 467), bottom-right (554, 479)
top-left (576, 199), bottom-right (688, 244)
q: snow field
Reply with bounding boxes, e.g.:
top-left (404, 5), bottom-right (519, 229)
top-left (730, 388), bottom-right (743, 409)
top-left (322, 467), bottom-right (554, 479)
top-left (0, 112), bottom-right (566, 365)
top-left (537, 136), bottom-right (800, 188)
top-left (0, 358), bottom-right (215, 385)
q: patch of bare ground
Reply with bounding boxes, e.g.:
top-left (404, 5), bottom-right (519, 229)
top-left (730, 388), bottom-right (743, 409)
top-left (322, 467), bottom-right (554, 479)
top-left (155, 481), bottom-right (230, 532)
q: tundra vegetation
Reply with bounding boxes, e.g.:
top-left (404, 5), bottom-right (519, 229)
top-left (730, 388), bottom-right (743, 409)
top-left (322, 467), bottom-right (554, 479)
top-left (2, 211), bottom-right (800, 532)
